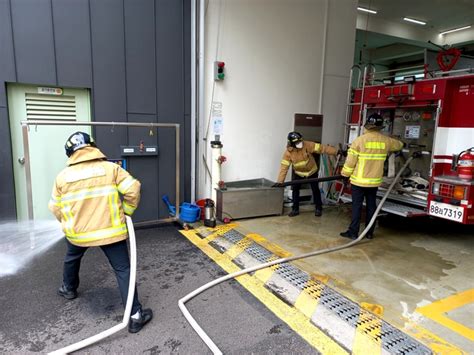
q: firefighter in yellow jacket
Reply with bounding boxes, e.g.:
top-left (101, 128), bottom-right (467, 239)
top-left (275, 132), bottom-right (338, 217)
top-left (48, 132), bottom-right (152, 333)
top-left (340, 114), bottom-right (403, 240)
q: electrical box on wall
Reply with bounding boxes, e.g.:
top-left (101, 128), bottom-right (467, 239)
top-left (214, 61), bottom-right (225, 81)
top-left (120, 145), bottom-right (158, 156)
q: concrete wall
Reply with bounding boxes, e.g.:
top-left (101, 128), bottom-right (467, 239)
top-left (0, 0), bottom-right (190, 221)
top-left (321, 0), bottom-right (358, 146)
top-left (198, 0), bottom-right (357, 198)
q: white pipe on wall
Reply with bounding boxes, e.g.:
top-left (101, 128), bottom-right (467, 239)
top-left (318, 0), bottom-right (329, 114)
top-left (210, 142), bottom-right (222, 204)
top-left (190, 0), bottom-right (197, 202)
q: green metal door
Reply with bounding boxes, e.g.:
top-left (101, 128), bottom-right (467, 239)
top-left (8, 84), bottom-right (91, 221)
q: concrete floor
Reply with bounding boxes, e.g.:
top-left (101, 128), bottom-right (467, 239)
top-left (237, 204), bottom-right (474, 353)
top-left (0, 226), bottom-right (315, 354)
top-left (1, 209), bottom-right (472, 354)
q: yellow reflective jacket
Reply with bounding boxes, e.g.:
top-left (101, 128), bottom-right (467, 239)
top-left (48, 146), bottom-right (141, 247)
top-left (341, 130), bottom-right (403, 187)
top-left (277, 141), bottom-right (337, 183)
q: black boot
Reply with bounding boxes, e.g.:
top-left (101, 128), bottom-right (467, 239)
top-left (339, 231), bottom-right (357, 240)
top-left (58, 284), bottom-right (77, 300)
top-left (288, 209), bottom-right (299, 217)
top-left (128, 308), bottom-right (153, 333)
top-left (314, 208), bottom-right (322, 217)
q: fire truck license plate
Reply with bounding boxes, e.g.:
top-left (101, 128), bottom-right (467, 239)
top-left (429, 201), bottom-right (464, 222)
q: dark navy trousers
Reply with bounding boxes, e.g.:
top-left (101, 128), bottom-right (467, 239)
top-left (348, 185), bottom-right (378, 237)
top-left (292, 172), bottom-right (322, 211)
top-left (63, 239), bottom-right (141, 314)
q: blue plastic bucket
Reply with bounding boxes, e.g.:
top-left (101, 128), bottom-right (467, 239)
top-left (180, 203), bottom-right (201, 223)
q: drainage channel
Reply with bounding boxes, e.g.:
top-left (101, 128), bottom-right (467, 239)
top-left (199, 227), bottom-right (431, 355)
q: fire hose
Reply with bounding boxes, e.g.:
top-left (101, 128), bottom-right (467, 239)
top-left (49, 215), bottom-right (137, 355)
top-left (179, 154), bottom-right (419, 355)
top-left (281, 174), bottom-right (344, 186)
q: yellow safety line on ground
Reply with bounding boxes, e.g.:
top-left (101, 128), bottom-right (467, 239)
top-left (254, 255), bottom-right (281, 284)
top-left (294, 279), bottom-right (325, 318)
top-left (180, 228), bottom-right (348, 355)
top-left (416, 289), bottom-right (474, 341)
top-left (195, 223), bottom-right (238, 243)
top-left (405, 323), bottom-right (466, 355)
top-left (361, 302), bottom-right (384, 317)
top-left (242, 230), bottom-right (464, 354)
top-left (246, 233), bottom-right (292, 258)
top-left (183, 226), bottom-right (464, 355)
top-left (225, 237), bottom-right (254, 259)
top-left (352, 309), bottom-right (383, 355)
top-left (311, 273), bottom-right (330, 284)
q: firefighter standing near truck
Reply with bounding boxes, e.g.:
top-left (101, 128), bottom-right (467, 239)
top-left (48, 132), bottom-right (152, 333)
top-left (274, 132), bottom-right (338, 217)
top-left (340, 113), bottom-right (404, 240)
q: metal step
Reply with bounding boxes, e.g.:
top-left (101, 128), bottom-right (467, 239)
top-left (377, 188), bottom-right (427, 208)
top-left (340, 194), bottom-right (427, 218)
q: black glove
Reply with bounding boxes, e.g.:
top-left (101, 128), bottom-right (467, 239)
top-left (272, 182), bottom-right (284, 188)
top-left (337, 149), bottom-right (348, 157)
top-left (342, 175), bottom-right (350, 184)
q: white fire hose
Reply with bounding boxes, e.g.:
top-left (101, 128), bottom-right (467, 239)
top-left (49, 215), bottom-right (137, 355)
top-left (179, 155), bottom-right (418, 355)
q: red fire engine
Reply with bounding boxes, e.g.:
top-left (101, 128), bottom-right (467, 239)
top-left (340, 66), bottom-right (474, 225)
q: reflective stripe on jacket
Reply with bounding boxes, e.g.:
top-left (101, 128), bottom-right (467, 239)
top-left (277, 141), bottom-right (337, 183)
top-left (48, 146), bottom-right (141, 247)
top-left (341, 130), bottom-right (403, 187)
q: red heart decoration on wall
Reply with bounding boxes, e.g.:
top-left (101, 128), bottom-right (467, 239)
top-left (437, 48), bottom-right (461, 71)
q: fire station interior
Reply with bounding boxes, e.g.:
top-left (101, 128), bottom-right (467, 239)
top-left (1, 0), bottom-right (473, 354)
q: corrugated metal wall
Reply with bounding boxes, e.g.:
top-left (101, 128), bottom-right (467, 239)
top-left (0, 0), bottom-right (191, 222)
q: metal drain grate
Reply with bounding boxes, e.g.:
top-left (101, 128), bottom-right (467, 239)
top-left (380, 322), bottom-right (431, 354)
top-left (317, 288), bottom-right (431, 354)
top-left (221, 229), bottom-right (245, 244)
top-left (245, 243), bottom-right (276, 263)
top-left (213, 225), bottom-right (234, 235)
top-left (275, 264), bottom-right (310, 290)
top-left (190, 226), bottom-right (431, 354)
top-left (303, 280), bottom-right (326, 298)
top-left (319, 287), bottom-right (366, 327)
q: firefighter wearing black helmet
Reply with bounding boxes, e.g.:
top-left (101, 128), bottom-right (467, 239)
top-left (49, 131), bottom-right (152, 333)
top-left (274, 132), bottom-right (338, 217)
top-left (340, 113), bottom-right (404, 240)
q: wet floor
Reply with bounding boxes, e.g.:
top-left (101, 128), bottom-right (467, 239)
top-left (0, 225), bottom-right (315, 354)
top-left (237, 204), bottom-right (474, 352)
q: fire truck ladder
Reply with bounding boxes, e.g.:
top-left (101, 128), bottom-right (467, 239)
top-left (343, 64), bottom-right (362, 146)
top-left (328, 64), bottom-right (370, 204)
